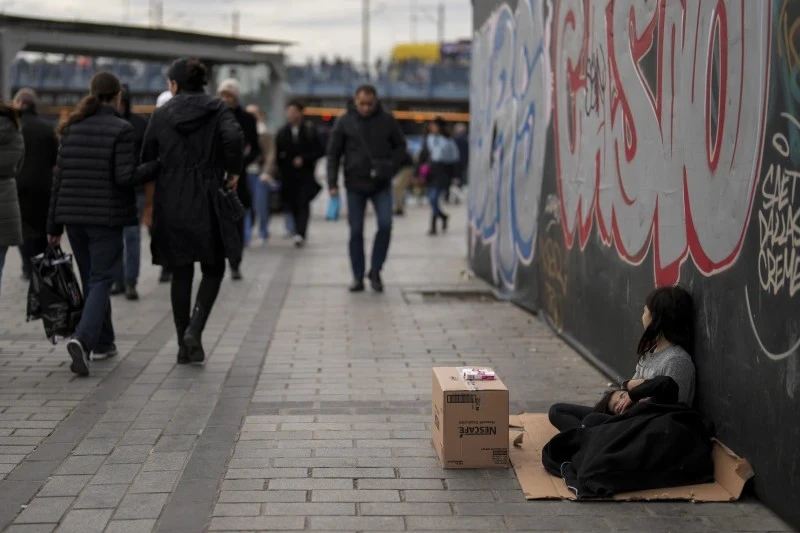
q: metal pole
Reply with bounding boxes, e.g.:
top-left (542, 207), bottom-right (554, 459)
top-left (437, 2), bottom-right (444, 44)
top-left (362, 0), bottom-right (370, 75)
top-left (411, 0), bottom-right (417, 42)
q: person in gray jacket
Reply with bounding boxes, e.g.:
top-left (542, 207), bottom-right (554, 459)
top-left (0, 100), bottom-right (25, 297)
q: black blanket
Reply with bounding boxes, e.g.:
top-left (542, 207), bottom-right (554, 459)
top-left (542, 377), bottom-right (715, 498)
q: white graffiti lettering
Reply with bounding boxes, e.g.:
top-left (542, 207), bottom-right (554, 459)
top-left (468, 0), bottom-right (552, 288)
top-left (553, 0), bottom-right (770, 285)
top-left (758, 113), bottom-right (800, 298)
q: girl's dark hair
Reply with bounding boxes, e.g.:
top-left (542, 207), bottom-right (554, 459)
top-left (167, 57), bottom-right (208, 92)
top-left (58, 72), bottom-right (121, 134)
top-left (433, 116), bottom-right (451, 137)
top-left (0, 100), bottom-right (19, 129)
top-left (592, 388), bottom-right (621, 415)
top-left (636, 284), bottom-right (695, 359)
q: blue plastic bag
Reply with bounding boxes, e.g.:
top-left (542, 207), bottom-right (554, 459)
top-left (326, 195), bottom-right (341, 221)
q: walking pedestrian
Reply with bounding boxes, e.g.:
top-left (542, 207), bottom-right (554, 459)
top-left (47, 72), bottom-right (138, 376)
top-left (244, 104), bottom-right (274, 244)
top-left (326, 85), bottom-right (407, 292)
top-left (12, 88), bottom-right (56, 281)
top-left (139, 58), bottom-right (244, 365)
top-left (0, 99), bottom-right (24, 297)
top-left (111, 84), bottom-right (149, 301)
top-left (217, 78), bottom-right (260, 280)
top-left (425, 117), bottom-right (459, 236)
top-left (275, 100), bottom-right (324, 248)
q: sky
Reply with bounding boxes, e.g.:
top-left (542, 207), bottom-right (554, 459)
top-left (3, 0), bottom-right (473, 64)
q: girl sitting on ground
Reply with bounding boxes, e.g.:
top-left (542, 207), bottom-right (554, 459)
top-left (549, 285), bottom-right (696, 432)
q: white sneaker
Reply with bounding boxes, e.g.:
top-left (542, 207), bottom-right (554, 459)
top-left (91, 345), bottom-right (119, 361)
top-left (293, 235), bottom-right (305, 248)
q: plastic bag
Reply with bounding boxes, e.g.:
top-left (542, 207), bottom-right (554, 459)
top-left (325, 195), bottom-right (341, 221)
top-left (27, 245), bottom-right (84, 344)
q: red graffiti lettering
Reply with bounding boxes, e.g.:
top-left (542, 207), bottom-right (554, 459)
top-left (553, 0), bottom-right (770, 285)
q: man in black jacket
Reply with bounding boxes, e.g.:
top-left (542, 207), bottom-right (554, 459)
top-left (218, 78), bottom-right (260, 280)
top-left (327, 85), bottom-right (407, 292)
top-left (112, 85), bottom-right (149, 301)
top-left (275, 100), bottom-right (324, 247)
top-left (12, 89), bottom-right (57, 280)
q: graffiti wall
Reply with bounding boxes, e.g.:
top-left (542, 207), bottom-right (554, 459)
top-left (470, 0), bottom-right (800, 527)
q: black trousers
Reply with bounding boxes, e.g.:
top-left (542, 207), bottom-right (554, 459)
top-left (548, 403), bottom-right (594, 432)
top-left (170, 259), bottom-right (225, 329)
top-left (285, 191), bottom-right (310, 239)
top-left (19, 235), bottom-right (48, 276)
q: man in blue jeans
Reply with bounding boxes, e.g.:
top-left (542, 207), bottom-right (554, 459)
top-left (326, 84), bottom-right (407, 292)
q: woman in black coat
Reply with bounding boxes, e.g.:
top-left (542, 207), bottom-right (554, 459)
top-left (139, 58), bottom-right (244, 365)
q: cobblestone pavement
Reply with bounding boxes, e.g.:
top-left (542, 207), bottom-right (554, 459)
top-left (0, 197), bottom-right (793, 532)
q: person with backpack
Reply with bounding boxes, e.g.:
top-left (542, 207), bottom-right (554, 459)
top-left (139, 57), bottom-right (244, 365)
top-left (275, 99), bottom-right (324, 247)
top-left (425, 117), bottom-right (460, 235)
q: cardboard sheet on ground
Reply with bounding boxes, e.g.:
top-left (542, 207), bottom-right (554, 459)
top-left (509, 413), bottom-right (754, 501)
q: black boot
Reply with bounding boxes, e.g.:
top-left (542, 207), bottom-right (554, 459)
top-left (428, 214), bottom-right (438, 236)
top-left (440, 212), bottom-right (449, 232)
top-left (183, 277), bottom-right (222, 364)
top-left (176, 324), bottom-right (189, 365)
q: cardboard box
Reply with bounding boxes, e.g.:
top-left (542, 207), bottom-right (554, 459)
top-left (432, 367), bottom-right (509, 468)
top-left (509, 413), bottom-right (754, 501)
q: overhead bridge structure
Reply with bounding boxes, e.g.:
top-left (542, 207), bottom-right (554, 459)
top-left (0, 13), bottom-right (289, 108)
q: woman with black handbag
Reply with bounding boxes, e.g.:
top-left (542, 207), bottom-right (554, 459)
top-left (139, 57), bottom-right (244, 365)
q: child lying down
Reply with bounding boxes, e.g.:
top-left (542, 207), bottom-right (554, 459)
top-left (580, 375), bottom-right (682, 428)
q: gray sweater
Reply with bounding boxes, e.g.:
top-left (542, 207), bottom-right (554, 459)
top-left (629, 345), bottom-right (696, 406)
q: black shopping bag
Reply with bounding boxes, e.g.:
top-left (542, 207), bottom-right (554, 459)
top-left (27, 245), bottom-right (84, 344)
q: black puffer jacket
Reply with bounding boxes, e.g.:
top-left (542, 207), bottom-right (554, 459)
top-left (140, 92), bottom-right (243, 267)
top-left (326, 100), bottom-right (407, 194)
top-left (47, 105), bottom-right (137, 235)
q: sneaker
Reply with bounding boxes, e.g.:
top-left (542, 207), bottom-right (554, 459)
top-left (67, 339), bottom-right (90, 376)
top-left (231, 268), bottom-right (243, 281)
top-left (158, 269), bottom-right (172, 283)
top-left (91, 344), bottom-right (118, 361)
top-left (125, 284), bottom-right (139, 301)
top-left (349, 279), bottom-right (365, 292)
top-left (293, 235), bottom-right (305, 248)
top-left (110, 282), bottom-right (125, 296)
top-left (368, 270), bottom-right (384, 293)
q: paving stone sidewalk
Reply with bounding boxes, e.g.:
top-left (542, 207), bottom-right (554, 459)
top-left (0, 198), bottom-right (793, 532)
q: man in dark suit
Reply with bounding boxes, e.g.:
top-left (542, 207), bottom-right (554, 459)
top-left (275, 100), bottom-right (324, 248)
top-left (12, 88), bottom-right (58, 280)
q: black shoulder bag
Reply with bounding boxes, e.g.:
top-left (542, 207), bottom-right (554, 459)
top-left (351, 119), bottom-right (395, 182)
